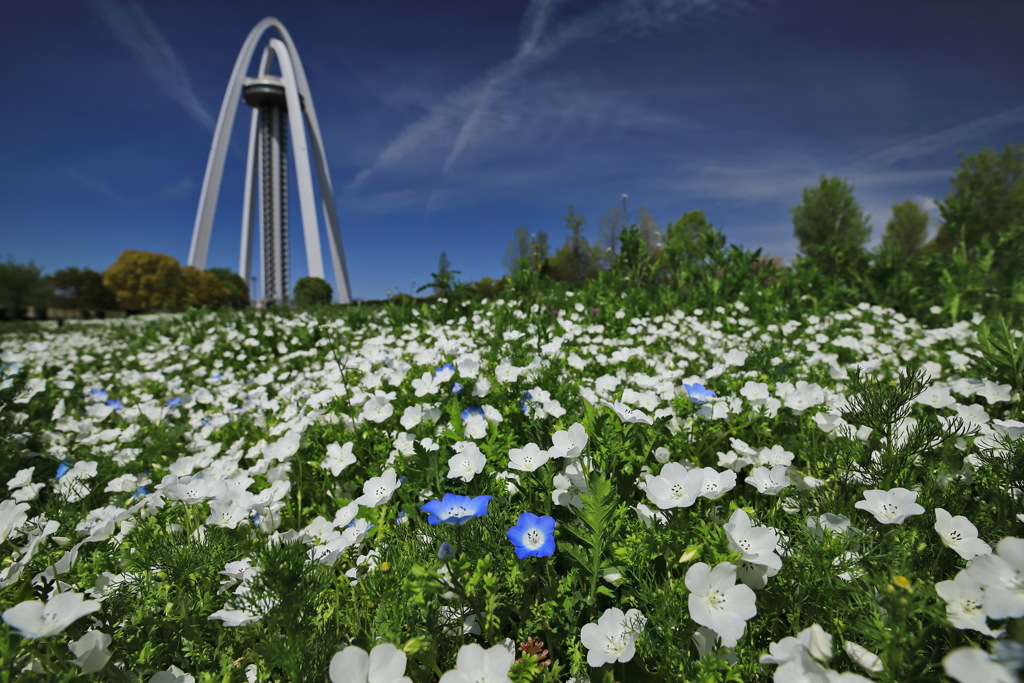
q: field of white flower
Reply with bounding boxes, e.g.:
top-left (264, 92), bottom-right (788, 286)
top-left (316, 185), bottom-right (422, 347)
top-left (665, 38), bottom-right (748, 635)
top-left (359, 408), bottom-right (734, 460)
top-left (0, 298), bottom-right (1021, 681)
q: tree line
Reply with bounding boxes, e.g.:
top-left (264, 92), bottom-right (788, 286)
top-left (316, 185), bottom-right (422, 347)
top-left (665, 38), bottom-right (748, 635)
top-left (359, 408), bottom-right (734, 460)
top-left (0, 249), bottom-right (341, 317)
top-left (489, 143), bottom-right (1023, 321)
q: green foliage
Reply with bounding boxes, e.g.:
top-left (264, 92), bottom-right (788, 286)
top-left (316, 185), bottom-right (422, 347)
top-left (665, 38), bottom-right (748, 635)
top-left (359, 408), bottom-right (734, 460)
top-left (207, 268), bottom-right (250, 308)
top-left (974, 314), bottom-right (1024, 391)
top-left (937, 143), bottom-right (1024, 257)
top-left (791, 175), bottom-right (871, 274)
top-left (0, 258), bottom-right (50, 312)
top-left (880, 199), bottom-right (929, 260)
top-left (417, 252), bottom-right (461, 297)
top-left (293, 276), bottom-right (333, 307)
top-left (47, 266), bottom-right (118, 311)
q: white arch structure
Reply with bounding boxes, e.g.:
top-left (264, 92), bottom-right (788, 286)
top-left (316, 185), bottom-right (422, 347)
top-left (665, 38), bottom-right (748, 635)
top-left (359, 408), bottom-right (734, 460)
top-left (188, 17), bottom-right (352, 304)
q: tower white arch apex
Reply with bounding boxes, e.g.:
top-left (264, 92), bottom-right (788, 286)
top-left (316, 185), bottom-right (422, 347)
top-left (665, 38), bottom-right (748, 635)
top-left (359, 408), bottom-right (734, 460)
top-left (188, 17), bottom-right (352, 304)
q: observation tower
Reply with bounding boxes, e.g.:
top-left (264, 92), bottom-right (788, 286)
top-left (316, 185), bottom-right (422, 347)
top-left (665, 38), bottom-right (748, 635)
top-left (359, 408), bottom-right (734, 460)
top-left (187, 18), bottom-right (352, 304)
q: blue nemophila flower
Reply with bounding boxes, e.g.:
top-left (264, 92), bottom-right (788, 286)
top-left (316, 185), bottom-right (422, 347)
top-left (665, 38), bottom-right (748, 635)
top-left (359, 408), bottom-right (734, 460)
top-left (452, 382), bottom-right (464, 395)
top-left (165, 397), bottom-right (181, 409)
top-left (438, 541), bottom-right (455, 559)
top-left (434, 363), bottom-right (455, 379)
top-left (55, 461), bottom-right (72, 480)
top-left (105, 399), bottom-right (124, 411)
top-left (684, 383), bottom-right (716, 403)
top-left (507, 513), bottom-right (556, 559)
top-left (518, 391), bottom-right (533, 415)
top-left (460, 405), bottom-right (484, 421)
top-left (419, 494), bottom-right (492, 525)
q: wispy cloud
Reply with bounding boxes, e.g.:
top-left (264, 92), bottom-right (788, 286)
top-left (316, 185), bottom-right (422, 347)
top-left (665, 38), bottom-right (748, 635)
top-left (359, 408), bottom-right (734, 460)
top-left (349, 0), bottom-right (752, 200)
top-left (65, 167), bottom-right (125, 203)
top-left (90, 0), bottom-right (214, 130)
top-left (161, 176), bottom-right (195, 197)
top-left (850, 105), bottom-right (1024, 168)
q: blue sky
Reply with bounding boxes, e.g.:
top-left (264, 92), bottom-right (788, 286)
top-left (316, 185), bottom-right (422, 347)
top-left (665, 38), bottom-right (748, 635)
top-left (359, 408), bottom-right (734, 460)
top-left (3, 0), bottom-right (1023, 301)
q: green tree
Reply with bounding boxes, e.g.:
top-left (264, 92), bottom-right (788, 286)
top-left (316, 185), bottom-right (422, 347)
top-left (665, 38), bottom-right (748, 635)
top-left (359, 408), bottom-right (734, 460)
top-left (548, 206), bottom-right (598, 284)
top-left (662, 210), bottom-right (719, 272)
top-left (879, 200), bottom-right (929, 260)
top-left (103, 250), bottom-right (186, 312)
top-left (791, 175), bottom-right (872, 269)
top-left (293, 277), bottom-right (333, 307)
top-left (207, 268), bottom-right (250, 308)
top-left (635, 207), bottom-right (663, 253)
top-left (418, 252), bottom-right (462, 296)
top-left (503, 227), bottom-right (549, 275)
top-left (47, 267), bottom-right (118, 311)
top-left (181, 266), bottom-right (233, 309)
top-left (935, 144), bottom-right (1024, 256)
top-left (0, 259), bottom-right (50, 313)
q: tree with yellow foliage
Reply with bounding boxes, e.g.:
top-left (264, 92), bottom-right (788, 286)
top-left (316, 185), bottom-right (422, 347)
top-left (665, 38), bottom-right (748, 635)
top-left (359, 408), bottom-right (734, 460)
top-left (103, 250), bottom-right (186, 311)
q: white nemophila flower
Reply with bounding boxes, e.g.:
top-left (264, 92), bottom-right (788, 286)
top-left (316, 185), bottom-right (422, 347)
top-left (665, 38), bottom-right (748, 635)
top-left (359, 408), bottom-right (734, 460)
top-left (322, 442), bottom-right (357, 476)
top-left (633, 502), bottom-right (668, 527)
top-left (773, 648), bottom-right (873, 683)
top-left (446, 444), bottom-right (487, 482)
top-left (934, 508), bottom-right (992, 560)
top-left (552, 460), bottom-right (588, 508)
top-left (745, 465), bottom-right (791, 496)
top-left (362, 396), bottom-right (395, 423)
top-left (853, 487), bottom-right (924, 525)
top-left (935, 569), bottom-right (1001, 636)
top-left (2, 591), bottom-right (101, 638)
top-left (6, 467), bottom-right (34, 489)
top-left (603, 400), bottom-right (654, 425)
top-left (148, 665), bottom-right (195, 683)
top-left (807, 513), bottom-right (853, 537)
top-left (551, 422), bottom-right (588, 458)
top-left (69, 629), bottom-right (112, 674)
top-left (755, 445), bottom-right (794, 467)
top-left (698, 467), bottom-right (737, 500)
top-left (685, 562), bottom-right (757, 647)
top-left (579, 607), bottom-right (646, 667)
top-left (643, 462), bottom-right (704, 509)
top-left (943, 646), bottom-right (1018, 683)
top-left (723, 508), bottom-right (782, 571)
top-left (0, 499), bottom-right (30, 543)
top-left (507, 443), bottom-right (551, 472)
top-left (843, 641), bottom-right (883, 675)
top-left (759, 623), bottom-right (833, 666)
top-left (354, 468), bottom-right (401, 507)
top-left (965, 536), bottom-right (1024, 620)
top-left (438, 642), bottom-right (514, 683)
top-left (329, 642), bottom-right (412, 683)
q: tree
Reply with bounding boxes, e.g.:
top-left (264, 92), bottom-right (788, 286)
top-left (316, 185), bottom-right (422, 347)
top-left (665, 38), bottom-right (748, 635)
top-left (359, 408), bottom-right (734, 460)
top-left (293, 277), bottom-right (333, 307)
top-left (635, 207), bottom-right (663, 253)
top-left (47, 267), bottom-right (118, 311)
top-left (181, 266), bottom-right (233, 309)
top-left (0, 259), bottom-right (50, 313)
top-left (418, 252), bottom-right (462, 296)
top-left (597, 205), bottom-right (628, 264)
top-left (791, 176), bottom-right (871, 268)
top-left (936, 144), bottom-right (1024, 255)
top-left (548, 206), bottom-right (599, 284)
top-left (661, 210), bottom-right (720, 273)
top-left (102, 250), bottom-right (186, 311)
top-left (879, 200), bottom-right (929, 259)
top-left (207, 268), bottom-right (250, 308)
top-left (503, 227), bottom-right (549, 275)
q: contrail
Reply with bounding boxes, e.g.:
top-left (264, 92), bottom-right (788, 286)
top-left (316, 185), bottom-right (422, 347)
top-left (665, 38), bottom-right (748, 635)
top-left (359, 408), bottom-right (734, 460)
top-left (90, 0), bottom-right (215, 130)
top-left (349, 0), bottom-right (751, 198)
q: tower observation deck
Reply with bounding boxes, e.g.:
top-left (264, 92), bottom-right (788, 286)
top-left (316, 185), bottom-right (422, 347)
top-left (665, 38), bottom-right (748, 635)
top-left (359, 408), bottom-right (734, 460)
top-left (188, 19), bottom-right (352, 304)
